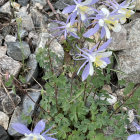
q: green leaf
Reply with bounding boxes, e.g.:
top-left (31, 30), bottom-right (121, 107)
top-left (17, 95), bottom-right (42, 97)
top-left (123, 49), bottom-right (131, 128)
top-left (93, 133), bottom-right (106, 140)
top-left (123, 82), bottom-right (135, 95)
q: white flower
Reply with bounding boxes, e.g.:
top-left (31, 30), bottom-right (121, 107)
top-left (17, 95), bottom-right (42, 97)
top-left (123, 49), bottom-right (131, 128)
top-left (98, 8), bottom-right (121, 39)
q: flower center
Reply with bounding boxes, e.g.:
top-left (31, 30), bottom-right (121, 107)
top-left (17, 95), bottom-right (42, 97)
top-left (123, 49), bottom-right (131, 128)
top-left (66, 23), bottom-right (76, 32)
top-left (78, 6), bottom-right (89, 13)
top-left (104, 19), bottom-right (118, 29)
top-left (94, 55), bottom-right (103, 67)
top-left (119, 8), bottom-right (132, 18)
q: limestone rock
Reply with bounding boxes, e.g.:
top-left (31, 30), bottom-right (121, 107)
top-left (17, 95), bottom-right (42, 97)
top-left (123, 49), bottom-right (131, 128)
top-left (25, 54), bottom-right (38, 84)
top-left (0, 111), bottom-right (9, 130)
top-left (18, 0), bottom-right (29, 6)
top-left (109, 26), bottom-right (128, 51)
top-left (0, 125), bottom-right (10, 140)
top-left (0, 55), bottom-right (21, 77)
top-left (0, 46), bottom-right (7, 58)
top-left (0, 90), bottom-right (6, 111)
top-left (0, 1), bottom-right (11, 15)
top-left (7, 41), bottom-right (31, 61)
top-left (16, 7), bottom-right (34, 31)
top-left (8, 88), bottom-right (40, 136)
top-left (2, 94), bottom-right (21, 115)
top-left (5, 35), bottom-right (16, 43)
top-left (8, 106), bottom-right (24, 136)
top-left (54, 0), bottom-right (75, 10)
top-left (31, 0), bottom-right (46, 7)
top-left (116, 18), bottom-right (140, 83)
top-left (30, 7), bottom-right (47, 29)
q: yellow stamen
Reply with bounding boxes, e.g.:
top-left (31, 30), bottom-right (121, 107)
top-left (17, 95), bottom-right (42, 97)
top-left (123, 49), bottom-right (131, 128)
top-left (79, 6), bottom-right (89, 12)
top-left (94, 55), bottom-right (103, 67)
top-left (121, 8), bottom-right (132, 18)
top-left (33, 137), bottom-right (38, 140)
top-left (104, 19), bottom-right (118, 30)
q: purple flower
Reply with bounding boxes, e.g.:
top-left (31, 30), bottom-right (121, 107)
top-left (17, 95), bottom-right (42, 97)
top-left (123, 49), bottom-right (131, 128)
top-left (12, 120), bottom-right (57, 140)
top-left (127, 134), bottom-right (140, 140)
top-left (83, 7), bottom-right (122, 39)
top-left (75, 39), bottom-right (112, 81)
top-left (50, 17), bottom-right (79, 39)
top-left (106, 0), bottom-right (135, 24)
top-left (62, 0), bottom-right (98, 24)
top-left (127, 122), bottom-right (140, 140)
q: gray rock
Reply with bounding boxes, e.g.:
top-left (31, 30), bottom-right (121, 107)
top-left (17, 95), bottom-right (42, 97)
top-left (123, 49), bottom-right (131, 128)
top-left (21, 14), bottom-right (35, 31)
top-left (25, 54), bottom-right (38, 84)
top-left (109, 26), bottom-right (128, 51)
top-left (0, 25), bottom-right (11, 37)
top-left (16, 7), bottom-right (34, 31)
top-left (0, 125), bottom-right (10, 140)
top-left (30, 7), bottom-right (47, 29)
top-left (8, 106), bottom-right (24, 136)
top-left (0, 0), bottom-right (8, 6)
top-left (8, 88), bottom-right (40, 136)
top-left (36, 32), bottom-right (64, 74)
top-left (18, 0), bottom-right (29, 6)
top-left (28, 31), bottom-right (39, 48)
top-left (7, 41), bottom-right (31, 61)
top-left (5, 35), bottom-right (16, 43)
top-left (2, 94), bottom-right (21, 115)
top-left (0, 1), bottom-right (11, 15)
top-left (0, 111), bottom-right (9, 130)
top-left (31, 0), bottom-right (46, 7)
top-left (0, 55), bottom-right (21, 77)
top-left (18, 29), bottom-right (28, 39)
top-left (0, 46), bottom-right (7, 58)
top-left (116, 18), bottom-right (140, 83)
top-left (0, 35), bottom-right (3, 45)
top-left (0, 90), bottom-right (6, 111)
top-left (16, 6), bottom-right (28, 17)
top-left (48, 22), bottom-right (60, 36)
top-left (54, 0), bottom-right (74, 10)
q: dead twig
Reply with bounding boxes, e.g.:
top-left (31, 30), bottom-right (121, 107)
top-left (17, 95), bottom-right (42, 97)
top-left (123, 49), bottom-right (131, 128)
top-left (1, 80), bottom-right (16, 108)
top-left (46, 0), bottom-right (60, 20)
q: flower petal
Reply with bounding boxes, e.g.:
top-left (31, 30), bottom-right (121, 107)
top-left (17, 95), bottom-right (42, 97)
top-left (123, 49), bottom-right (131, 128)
top-left (64, 30), bottom-right (67, 39)
top-left (97, 39), bottom-right (112, 51)
top-left (101, 57), bottom-right (111, 64)
top-left (70, 11), bottom-right (77, 25)
top-left (127, 134), bottom-right (140, 140)
top-left (120, 17), bottom-right (126, 24)
top-left (69, 32), bottom-right (80, 39)
top-left (132, 122), bottom-right (140, 132)
top-left (83, 24), bottom-right (100, 38)
top-left (80, 12), bottom-right (87, 21)
top-left (33, 120), bottom-right (45, 134)
top-left (101, 8), bottom-right (110, 17)
top-left (104, 25), bottom-right (111, 39)
top-left (99, 51), bottom-right (112, 58)
top-left (82, 63), bottom-right (90, 81)
top-left (101, 27), bottom-right (106, 39)
top-left (62, 5), bottom-right (76, 14)
top-left (89, 61), bottom-right (94, 75)
top-left (12, 123), bottom-right (32, 135)
top-left (90, 0), bottom-right (99, 5)
top-left (77, 60), bottom-right (88, 75)
top-left (81, 0), bottom-right (96, 5)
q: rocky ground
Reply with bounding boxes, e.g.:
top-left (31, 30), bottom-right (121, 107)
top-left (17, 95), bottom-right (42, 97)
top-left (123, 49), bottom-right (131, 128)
top-left (0, 0), bottom-right (140, 139)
